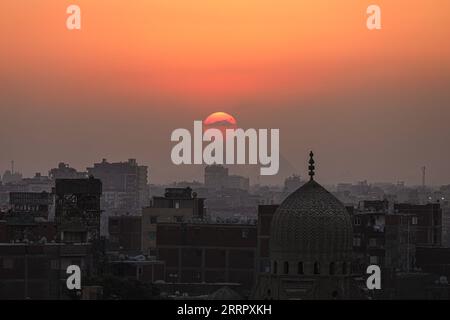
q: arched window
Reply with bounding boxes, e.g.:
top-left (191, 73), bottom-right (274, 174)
top-left (284, 261), bottom-right (289, 274)
top-left (342, 262), bottom-right (347, 275)
top-left (314, 262), bottom-right (320, 275)
top-left (273, 261), bottom-right (278, 274)
top-left (298, 262), bottom-right (304, 275)
top-left (329, 262), bottom-right (336, 275)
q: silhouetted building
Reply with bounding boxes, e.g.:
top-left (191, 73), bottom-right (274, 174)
top-left (204, 165), bottom-right (228, 190)
top-left (204, 165), bottom-right (249, 191)
top-left (87, 158), bottom-right (148, 211)
top-left (0, 243), bottom-right (94, 299)
top-left (227, 175), bottom-right (250, 191)
top-left (0, 192), bottom-right (56, 243)
top-left (394, 203), bottom-right (442, 247)
top-left (9, 191), bottom-right (54, 219)
top-left (0, 221), bottom-right (7, 243)
top-left (49, 162), bottom-right (87, 180)
top-left (20, 173), bottom-right (53, 193)
top-left (142, 187), bottom-right (204, 255)
top-left (256, 205), bottom-right (279, 274)
top-left (352, 200), bottom-right (417, 274)
top-left (416, 247), bottom-right (450, 294)
top-left (109, 259), bottom-right (165, 283)
top-left (283, 174), bottom-right (303, 193)
top-left (1, 218), bottom-right (56, 244)
top-left (54, 178), bottom-right (102, 243)
top-left (1, 170), bottom-right (22, 184)
top-left (156, 222), bottom-right (257, 294)
top-left (0, 174), bottom-right (53, 208)
top-left (108, 215), bottom-right (142, 254)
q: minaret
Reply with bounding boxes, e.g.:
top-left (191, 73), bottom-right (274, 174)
top-left (308, 151), bottom-right (315, 181)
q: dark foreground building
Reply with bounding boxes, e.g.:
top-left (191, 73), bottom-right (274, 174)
top-left (156, 221), bottom-right (257, 296)
top-left (55, 177), bottom-right (102, 243)
top-left (108, 215), bottom-right (142, 254)
top-left (0, 243), bottom-right (94, 299)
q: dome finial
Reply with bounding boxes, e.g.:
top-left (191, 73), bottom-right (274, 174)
top-left (308, 151), bottom-right (315, 180)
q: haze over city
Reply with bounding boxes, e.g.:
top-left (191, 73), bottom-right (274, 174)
top-left (2, 0), bottom-right (450, 303)
top-left (1, 0), bottom-right (450, 185)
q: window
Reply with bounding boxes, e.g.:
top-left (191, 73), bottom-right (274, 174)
top-left (150, 216), bottom-right (158, 224)
top-left (342, 262), bottom-right (347, 275)
top-left (369, 238), bottom-right (377, 247)
top-left (353, 237), bottom-right (361, 247)
top-left (175, 201), bottom-right (180, 209)
top-left (148, 231), bottom-right (156, 240)
top-left (273, 261), bottom-right (277, 274)
top-left (174, 216), bottom-right (184, 223)
top-left (314, 262), bottom-right (320, 275)
top-left (354, 217), bottom-right (361, 226)
top-left (3, 258), bottom-right (14, 269)
top-left (110, 219), bottom-right (119, 226)
top-left (242, 229), bottom-right (249, 239)
top-left (329, 262), bottom-right (335, 275)
top-left (50, 259), bottom-right (60, 270)
top-left (412, 216), bottom-right (418, 225)
top-left (284, 261), bottom-right (289, 274)
top-left (369, 256), bottom-right (379, 264)
top-left (298, 262), bottom-right (304, 275)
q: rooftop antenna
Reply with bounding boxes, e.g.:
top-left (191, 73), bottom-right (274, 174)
top-left (11, 160), bottom-right (14, 174)
top-left (421, 166), bottom-right (426, 189)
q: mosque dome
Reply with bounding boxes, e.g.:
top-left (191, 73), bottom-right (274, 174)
top-left (270, 152), bottom-right (353, 276)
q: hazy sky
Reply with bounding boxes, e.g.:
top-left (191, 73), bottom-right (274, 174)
top-left (1, 0), bottom-right (449, 185)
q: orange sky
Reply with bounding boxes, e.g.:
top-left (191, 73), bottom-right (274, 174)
top-left (2, 0), bottom-right (449, 105)
top-left (1, 1), bottom-right (450, 184)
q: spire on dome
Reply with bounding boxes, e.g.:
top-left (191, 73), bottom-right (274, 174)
top-left (308, 151), bottom-right (315, 181)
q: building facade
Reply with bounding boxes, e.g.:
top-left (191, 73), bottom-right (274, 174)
top-left (156, 222), bottom-right (257, 293)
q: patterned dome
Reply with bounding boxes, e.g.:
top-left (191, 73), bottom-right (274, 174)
top-left (270, 178), bottom-right (353, 266)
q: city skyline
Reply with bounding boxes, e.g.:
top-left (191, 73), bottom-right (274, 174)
top-left (0, 157), bottom-right (445, 188)
top-left (1, 1), bottom-right (450, 185)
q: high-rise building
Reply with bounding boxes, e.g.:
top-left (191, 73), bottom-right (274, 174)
top-left (204, 165), bottom-right (228, 190)
top-left (204, 165), bottom-right (250, 191)
top-left (87, 158), bottom-right (148, 211)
